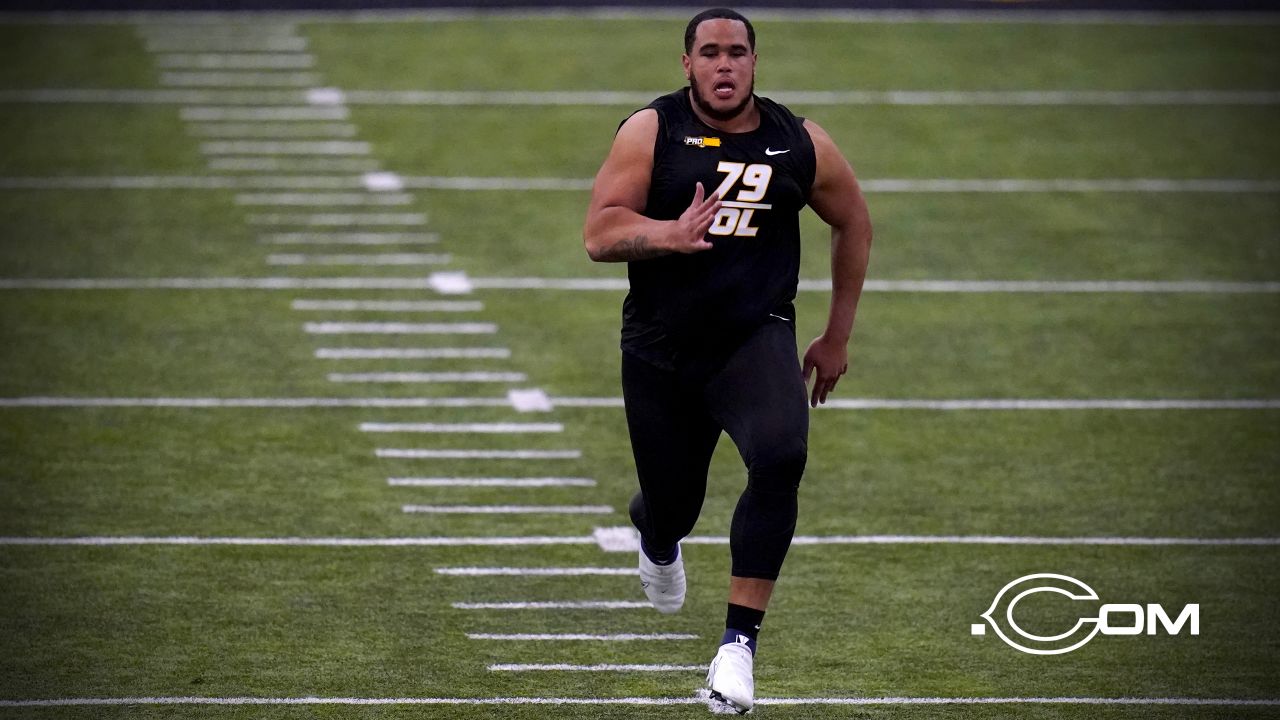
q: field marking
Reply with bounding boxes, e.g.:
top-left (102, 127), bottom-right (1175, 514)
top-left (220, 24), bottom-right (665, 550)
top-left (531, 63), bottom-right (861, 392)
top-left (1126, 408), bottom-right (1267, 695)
top-left (0, 89), bottom-right (308, 104)
top-left (202, 141), bottom-right (371, 155)
top-left (146, 37), bottom-right (308, 53)
top-left (191, 123), bottom-right (358, 138)
top-left (467, 633), bottom-right (698, 641)
top-left (316, 348), bottom-right (509, 359)
top-left (329, 372), bottom-right (527, 383)
top-left (240, 193), bottom-right (411, 206)
top-left (210, 158), bottom-right (379, 172)
top-left (248, 213), bottom-right (426, 226)
top-left (2, 535), bottom-right (1275, 548)
top-left (338, 89), bottom-right (1280, 107)
top-left (7, 276), bottom-right (1278, 294)
top-left (362, 422), bottom-right (562, 433)
top-left (304, 322), bottom-right (494, 335)
top-left (403, 505), bottom-right (613, 514)
top-left (271, 253), bottom-right (450, 266)
top-left (1, 695), bottom-right (1276, 708)
top-left (1, 396), bottom-right (1276, 411)
top-left (161, 72), bottom-right (321, 88)
top-left (155, 53), bottom-right (315, 70)
top-left (436, 567), bottom-right (637, 576)
top-left (458, 601), bottom-right (649, 610)
top-left (376, 449), bottom-right (582, 460)
top-left (388, 478), bottom-right (594, 487)
top-left (265, 233), bottom-right (439, 246)
top-left (293, 299), bottom-right (480, 311)
top-left (490, 663), bottom-right (700, 671)
top-left (5, 176), bottom-right (1279, 195)
top-left (182, 105), bottom-right (347, 121)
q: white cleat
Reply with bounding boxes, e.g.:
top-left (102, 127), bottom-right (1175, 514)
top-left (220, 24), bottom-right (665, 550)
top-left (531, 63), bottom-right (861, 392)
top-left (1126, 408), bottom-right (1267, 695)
top-left (637, 543), bottom-right (685, 614)
top-left (706, 641), bottom-right (754, 714)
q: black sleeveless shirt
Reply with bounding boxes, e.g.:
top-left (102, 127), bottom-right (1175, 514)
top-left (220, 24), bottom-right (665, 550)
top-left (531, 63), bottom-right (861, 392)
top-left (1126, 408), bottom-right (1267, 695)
top-left (620, 88), bottom-right (817, 372)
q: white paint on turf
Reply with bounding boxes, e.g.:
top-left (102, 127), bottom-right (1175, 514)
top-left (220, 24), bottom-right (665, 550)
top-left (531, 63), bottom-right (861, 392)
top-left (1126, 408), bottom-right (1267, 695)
top-left (303, 322), bottom-right (494, 334)
top-left (361, 422), bottom-right (562, 433)
top-left (376, 449), bottom-right (581, 459)
top-left (508, 388), bottom-right (553, 412)
top-left (239, 193), bottom-right (412, 206)
top-left (190, 123), bottom-right (358, 138)
top-left (488, 663), bottom-right (702, 670)
top-left (292, 299), bottom-right (480, 312)
top-left (201, 141), bottom-right (370, 155)
top-left (435, 567), bottom-right (637, 576)
top-left (329, 372), bottom-right (527, 383)
top-left (155, 53), bottom-right (314, 69)
top-left (388, 477), bottom-right (594, 487)
top-left (161, 72), bottom-right (321, 87)
top-left (316, 348), bottom-right (509, 359)
top-left (248, 214), bottom-right (426, 226)
top-left (466, 633), bottom-right (698, 641)
top-left (182, 105), bottom-right (348, 121)
top-left (458, 602), bottom-right (648, 610)
top-left (403, 505), bottom-right (613, 514)
top-left (264, 233), bottom-right (439, 246)
top-left (593, 526), bottom-right (640, 552)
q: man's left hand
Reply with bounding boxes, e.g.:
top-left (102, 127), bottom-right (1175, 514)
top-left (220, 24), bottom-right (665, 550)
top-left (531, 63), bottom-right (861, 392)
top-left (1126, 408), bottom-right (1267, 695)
top-left (801, 335), bottom-right (849, 408)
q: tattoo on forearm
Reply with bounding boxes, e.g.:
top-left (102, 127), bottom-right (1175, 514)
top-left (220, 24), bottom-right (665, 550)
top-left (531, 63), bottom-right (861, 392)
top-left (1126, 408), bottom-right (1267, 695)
top-left (594, 234), bottom-right (667, 262)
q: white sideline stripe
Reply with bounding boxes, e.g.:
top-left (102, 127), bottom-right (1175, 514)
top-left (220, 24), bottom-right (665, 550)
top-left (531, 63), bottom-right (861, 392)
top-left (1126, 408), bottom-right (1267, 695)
top-left (316, 348), bottom-right (509, 359)
top-left (461, 602), bottom-right (649, 610)
top-left (182, 106), bottom-right (347, 121)
top-left (240, 193), bottom-right (411, 206)
top-left (304, 322), bottom-right (494, 335)
top-left (377, 449), bottom-right (581, 460)
top-left (265, 233), bottom-right (439, 246)
top-left (203, 141), bottom-right (370, 155)
top-left (339, 89), bottom-right (1280, 107)
top-left (249, 214), bottom-right (426, 226)
top-left (437, 567), bottom-right (636, 576)
top-left (190, 123), bottom-right (358, 138)
top-left (489, 663), bottom-right (701, 671)
top-left (0, 397), bottom-right (517, 409)
top-left (146, 37), bottom-right (308, 52)
top-left (468, 634), bottom-right (697, 641)
top-left (269, 253), bottom-right (449, 266)
top-left (389, 478), bottom-right (594, 487)
top-left (161, 72), bottom-right (321, 88)
top-left (3, 535), bottom-right (1275, 548)
top-left (1, 695), bottom-right (1276, 708)
top-left (329, 372), bottom-right (527, 383)
top-left (404, 505), bottom-right (613, 515)
top-left (210, 158), bottom-right (379, 172)
top-left (293, 299), bottom-right (480, 311)
top-left (155, 53), bottom-right (315, 70)
top-left (362, 422), bottom-right (563, 433)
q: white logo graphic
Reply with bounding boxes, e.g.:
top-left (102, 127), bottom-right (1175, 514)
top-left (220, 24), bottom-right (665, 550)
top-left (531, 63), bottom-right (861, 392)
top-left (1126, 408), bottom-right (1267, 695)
top-left (735, 634), bottom-right (751, 645)
top-left (764, 148), bottom-right (790, 156)
top-left (972, 573), bottom-right (1199, 655)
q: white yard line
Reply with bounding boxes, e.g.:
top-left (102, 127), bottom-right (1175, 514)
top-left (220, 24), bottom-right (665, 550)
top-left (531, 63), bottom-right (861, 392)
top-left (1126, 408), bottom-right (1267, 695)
top-left (202, 141), bottom-right (370, 155)
top-left (2, 534), bottom-right (1275, 548)
top-left (403, 505), bottom-right (613, 514)
top-left (248, 213), bottom-right (426, 226)
top-left (270, 253), bottom-right (449, 265)
top-left (436, 567), bottom-right (636, 576)
top-left (376, 449), bottom-right (582, 459)
top-left (182, 105), bottom-right (347, 121)
top-left (548, 397), bottom-right (1280, 410)
top-left (362, 422), bottom-right (562, 433)
top-left (388, 478), bottom-right (594, 487)
top-left (293, 299), bottom-right (479, 311)
top-left (190, 123), bottom-right (358, 138)
top-left (0, 397), bottom-right (517, 408)
top-left (240, 193), bottom-right (412, 206)
top-left (161, 72), bottom-right (321, 88)
top-left (1, 695), bottom-right (1276, 708)
top-left (460, 601), bottom-right (649, 610)
top-left (489, 663), bottom-right (701, 671)
top-left (265, 233), bottom-right (438, 245)
top-left (210, 158), bottom-right (378, 172)
top-left (316, 348), bottom-right (509, 359)
top-left (304, 322), bottom-right (494, 334)
top-left (328, 372), bottom-right (527, 383)
top-left (145, 37), bottom-right (308, 53)
top-left (0, 89), bottom-right (308, 103)
top-left (467, 633), bottom-right (698, 641)
top-left (155, 53), bottom-right (315, 70)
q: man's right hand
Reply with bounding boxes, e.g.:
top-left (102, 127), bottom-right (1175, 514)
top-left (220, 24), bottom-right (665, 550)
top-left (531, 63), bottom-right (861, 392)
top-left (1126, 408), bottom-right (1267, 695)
top-left (667, 182), bottom-right (720, 254)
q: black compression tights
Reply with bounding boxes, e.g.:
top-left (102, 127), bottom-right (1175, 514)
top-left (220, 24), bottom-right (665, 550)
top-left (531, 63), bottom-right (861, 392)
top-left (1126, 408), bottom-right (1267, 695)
top-left (622, 320), bottom-right (809, 581)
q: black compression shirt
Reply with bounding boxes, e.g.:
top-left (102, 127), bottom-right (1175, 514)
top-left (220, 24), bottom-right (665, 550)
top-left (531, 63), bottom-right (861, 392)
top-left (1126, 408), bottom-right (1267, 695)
top-left (620, 88), bottom-right (817, 372)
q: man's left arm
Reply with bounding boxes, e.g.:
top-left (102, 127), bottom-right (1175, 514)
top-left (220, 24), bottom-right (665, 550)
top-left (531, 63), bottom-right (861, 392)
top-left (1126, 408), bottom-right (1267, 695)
top-left (800, 119), bottom-right (873, 408)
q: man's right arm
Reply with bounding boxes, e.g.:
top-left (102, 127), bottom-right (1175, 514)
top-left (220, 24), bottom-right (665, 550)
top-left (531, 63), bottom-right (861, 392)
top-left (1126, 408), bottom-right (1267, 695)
top-left (583, 109), bottom-right (720, 262)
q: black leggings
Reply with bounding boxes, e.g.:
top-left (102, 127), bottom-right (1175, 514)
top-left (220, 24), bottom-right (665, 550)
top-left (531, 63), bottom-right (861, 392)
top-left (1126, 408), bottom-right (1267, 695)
top-left (622, 320), bottom-right (809, 581)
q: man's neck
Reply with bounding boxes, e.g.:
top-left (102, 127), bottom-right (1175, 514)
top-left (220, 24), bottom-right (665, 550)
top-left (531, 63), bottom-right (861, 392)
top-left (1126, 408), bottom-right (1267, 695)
top-left (687, 89), bottom-right (760, 134)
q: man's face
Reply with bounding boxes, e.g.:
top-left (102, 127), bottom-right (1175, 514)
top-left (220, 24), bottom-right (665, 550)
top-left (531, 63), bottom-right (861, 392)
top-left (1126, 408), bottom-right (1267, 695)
top-left (682, 19), bottom-right (756, 122)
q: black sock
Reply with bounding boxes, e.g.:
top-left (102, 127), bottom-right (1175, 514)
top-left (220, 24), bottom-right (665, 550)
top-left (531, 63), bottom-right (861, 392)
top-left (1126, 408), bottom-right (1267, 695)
top-left (640, 536), bottom-right (677, 565)
top-left (722, 603), bottom-right (765, 655)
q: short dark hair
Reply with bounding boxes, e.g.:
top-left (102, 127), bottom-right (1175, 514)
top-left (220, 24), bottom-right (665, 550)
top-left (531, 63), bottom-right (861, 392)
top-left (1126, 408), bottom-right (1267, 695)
top-left (684, 8), bottom-right (755, 54)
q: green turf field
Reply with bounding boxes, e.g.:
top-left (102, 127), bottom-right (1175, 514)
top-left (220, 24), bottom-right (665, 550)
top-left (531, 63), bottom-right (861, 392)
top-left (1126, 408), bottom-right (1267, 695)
top-left (1, 9), bottom-right (1278, 719)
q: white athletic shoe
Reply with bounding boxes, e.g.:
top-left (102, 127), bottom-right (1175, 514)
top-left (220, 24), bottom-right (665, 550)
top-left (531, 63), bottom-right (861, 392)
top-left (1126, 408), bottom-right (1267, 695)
top-left (706, 641), bottom-right (755, 714)
top-left (637, 543), bottom-right (685, 614)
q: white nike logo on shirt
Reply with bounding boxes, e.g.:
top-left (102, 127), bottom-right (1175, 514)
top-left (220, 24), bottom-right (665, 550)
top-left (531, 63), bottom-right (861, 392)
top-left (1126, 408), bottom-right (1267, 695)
top-left (764, 148), bottom-right (790, 156)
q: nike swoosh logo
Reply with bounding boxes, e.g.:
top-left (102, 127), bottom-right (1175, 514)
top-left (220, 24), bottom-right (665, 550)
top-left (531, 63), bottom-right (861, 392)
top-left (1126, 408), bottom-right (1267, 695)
top-left (768, 313), bottom-right (791, 322)
top-left (765, 148), bottom-right (790, 156)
